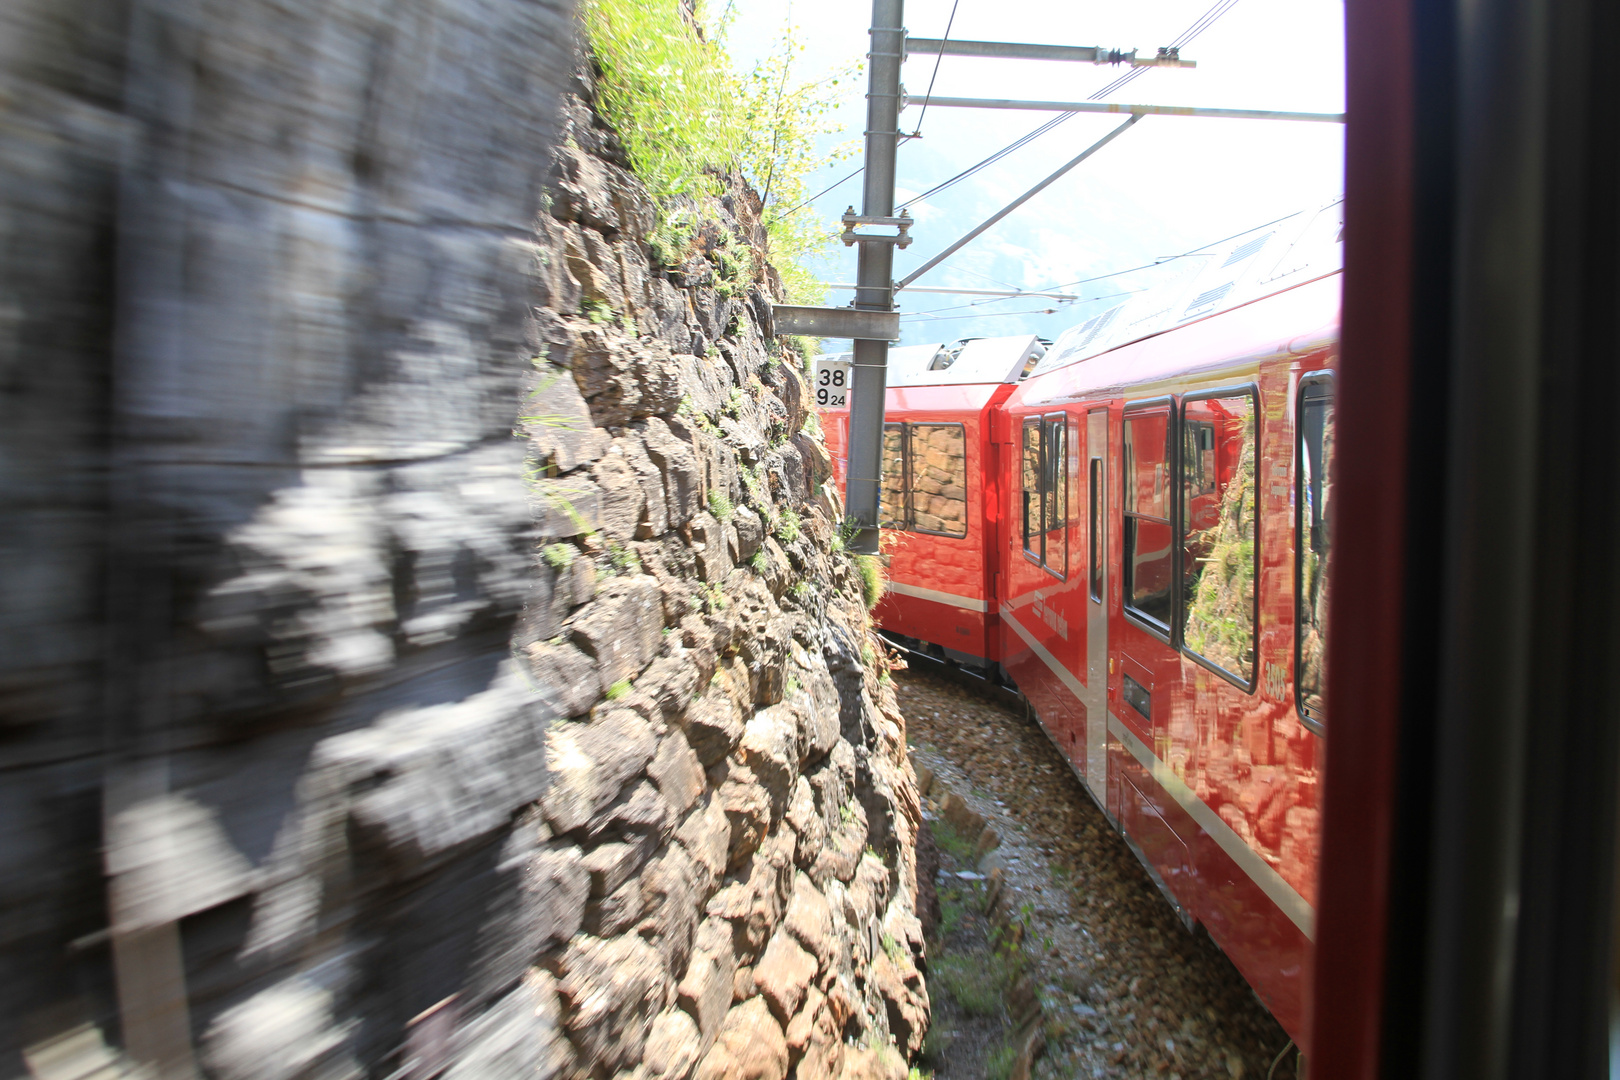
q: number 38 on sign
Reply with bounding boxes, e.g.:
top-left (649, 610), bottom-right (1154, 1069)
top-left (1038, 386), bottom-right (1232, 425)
top-left (814, 355), bottom-right (852, 408)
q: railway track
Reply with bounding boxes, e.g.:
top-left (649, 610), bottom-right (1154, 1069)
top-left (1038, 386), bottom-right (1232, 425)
top-left (897, 667), bottom-right (1300, 1079)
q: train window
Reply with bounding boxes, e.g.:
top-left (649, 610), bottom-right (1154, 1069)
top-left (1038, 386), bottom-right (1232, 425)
top-left (1295, 375), bottom-right (1334, 731)
top-left (1022, 416), bottom-right (1068, 576)
top-left (906, 424), bottom-right (968, 537)
top-left (1122, 405), bottom-right (1174, 635)
top-left (1089, 458), bottom-right (1103, 602)
top-left (1044, 416), bottom-right (1067, 578)
top-left (1022, 419), bottom-right (1043, 561)
top-left (880, 423), bottom-right (906, 530)
top-left (1179, 390), bottom-right (1259, 687)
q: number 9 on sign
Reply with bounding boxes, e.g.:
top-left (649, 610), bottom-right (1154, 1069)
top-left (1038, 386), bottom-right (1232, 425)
top-left (813, 355), bottom-right (852, 408)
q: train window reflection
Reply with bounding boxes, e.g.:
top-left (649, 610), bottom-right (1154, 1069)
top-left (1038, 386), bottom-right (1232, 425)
top-left (1180, 391), bottom-right (1258, 686)
top-left (1045, 417), bottom-right (1067, 578)
top-left (906, 424), bottom-right (968, 537)
top-left (1022, 419), bottom-right (1043, 559)
top-left (1123, 408), bottom-right (1173, 633)
top-left (1296, 376), bottom-right (1334, 728)
top-left (881, 423), bottom-right (906, 529)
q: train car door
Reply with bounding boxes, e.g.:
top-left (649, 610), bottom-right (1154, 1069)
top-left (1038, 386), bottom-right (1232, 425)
top-left (1083, 408), bottom-right (1109, 803)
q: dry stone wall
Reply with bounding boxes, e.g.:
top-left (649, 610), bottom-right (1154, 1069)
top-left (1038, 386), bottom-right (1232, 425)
top-left (0, 7), bottom-right (928, 1076)
top-left (504, 69), bottom-right (930, 1080)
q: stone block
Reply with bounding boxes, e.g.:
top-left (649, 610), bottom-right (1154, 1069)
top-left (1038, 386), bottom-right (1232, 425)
top-left (524, 363), bottom-right (610, 474)
top-left (912, 763), bottom-right (934, 797)
top-left (784, 777), bottom-right (826, 870)
top-left (676, 794), bottom-right (731, 898)
top-left (525, 640), bottom-right (599, 720)
top-left (752, 930), bottom-right (816, 1024)
top-left (586, 780), bottom-right (672, 842)
top-left (643, 1007), bottom-right (702, 1080)
top-left (940, 792), bottom-right (984, 839)
top-left (582, 832), bottom-right (657, 898)
top-left (677, 916), bottom-right (738, 1053)
top-left (591, 448), bottom-right (648, 542)
top-left (782, 873), bottom-right (836, 974)
top-left (692, 998), bottom-right (788, 1080)
top-left (649, 731), bottom-right (706, 815)
top-left (642, 417), bottom-right (702, 528)
top-left (718, 762), bottom-right (772, 870)
top-left (540, 708), bottom-right (657, 834)
top-left (734, 502), bottom-right (765, 555)
top-left (560, 934), bottom-right (670, 1074)
top-left (571, 574), bottom-right (662, 693)
top-left (532, 478), bottom-right (603, 538)
top-left (681, 684), bottom-right (745, 767)
top-left (739, 705), bottom-right (799, 821)
top-left (637, 843), bottom-right (701, 979)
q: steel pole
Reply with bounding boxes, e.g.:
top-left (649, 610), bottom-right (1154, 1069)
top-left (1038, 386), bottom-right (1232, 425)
top-left (844, 0), bottom-right (904, 555)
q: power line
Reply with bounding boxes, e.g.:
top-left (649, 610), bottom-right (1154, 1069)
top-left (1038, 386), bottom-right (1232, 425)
top-left (911, 0), bottom-right (961, 138)
top-left (901, 306), bottom-right (1066, 322)
top-left (1044, 207), bottom-right (1306, 291)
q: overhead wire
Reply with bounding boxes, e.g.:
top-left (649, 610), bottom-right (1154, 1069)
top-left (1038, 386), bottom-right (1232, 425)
top-left (910, 0), bottom-right (961, 138)
top-left (899, 0), bottom-right (1246, 213)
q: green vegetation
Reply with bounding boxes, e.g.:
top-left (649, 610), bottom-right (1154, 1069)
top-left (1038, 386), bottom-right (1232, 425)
top-left (606, 679), bottom-right (631, 700)
top-left (542, 543), bottom-right (577, 571)
top-left (984, 1042), bottom-right (1019, 1080)
top-left (583, 0), bottom-right (857, 303)
top-left (749, 549), bottom-right (768, 573)
top-left (1182, 412), bottom-right (1258, 677)
top-left (854, 553), bottom-right (887, 610)
top-left (608, 542), bottom-right (641, 575)
top-left (930, 818), bottom-right (977, 864)
top-left (774, 507), bottom-right (802, 544)
top-left (707, 488), bottom-right (734, 520)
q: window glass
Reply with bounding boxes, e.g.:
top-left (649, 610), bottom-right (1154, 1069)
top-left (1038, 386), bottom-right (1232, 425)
top-left (1297, 379), bottom-right (1334, 722)
top-left (907, 424), bottom-right (968, 537)
top-left (1124, 411), bottom-right (1171, 518)
top-left (1045, 417), bottom-right (1067, 576)
top-left (1180, 393), bottom-right (1258, 682)
top-left (1022, 419), bottom-right (1042, 557)
top-left (880, 423), bottom-right (906, 529)
top-left (1123, 409), bottom-right (1174, 629)
top-left (1089, 458), bottom-right (1104, 602)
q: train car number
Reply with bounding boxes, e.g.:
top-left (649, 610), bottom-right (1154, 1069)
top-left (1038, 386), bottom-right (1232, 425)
top-left (814, 358), bottom-right (851, 407)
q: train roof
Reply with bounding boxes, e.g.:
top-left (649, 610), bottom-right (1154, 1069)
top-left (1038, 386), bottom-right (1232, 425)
top-left (816, 334), bottom-right (1046, 389)
top-left (1034, 198), bottom-right (1344, 378)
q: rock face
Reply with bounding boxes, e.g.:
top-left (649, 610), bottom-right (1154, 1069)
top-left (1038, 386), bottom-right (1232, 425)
top-left (0, 7), bottom-right (925, 1078)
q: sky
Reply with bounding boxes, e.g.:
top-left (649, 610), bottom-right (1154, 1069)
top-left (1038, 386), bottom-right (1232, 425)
top-left (721, 0), bottom-right (1345, 347)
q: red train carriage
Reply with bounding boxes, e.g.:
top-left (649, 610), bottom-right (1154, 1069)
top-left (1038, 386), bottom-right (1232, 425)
top-left (820, 203), bottom-right (1344, 1049)
top-left (822, 335), bottom-right (1046, 671)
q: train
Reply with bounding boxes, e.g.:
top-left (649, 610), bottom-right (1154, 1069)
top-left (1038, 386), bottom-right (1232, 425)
top-left (820, 200), bottom-right (1343, 1047)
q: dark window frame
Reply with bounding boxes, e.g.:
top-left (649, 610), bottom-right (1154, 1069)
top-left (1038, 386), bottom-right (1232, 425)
top-left (1088, 455), bottom-right (1104, 602)
top-left (1021, 412), bottom-right (1069, 580)
top-left (1121, 397), bottom-right (1176, 644)
top-left (1293, 372), bottom-right (1333, 735)
top-left (882, 420), bottom-right (970, 540)
top-left (1176, 385), bottom-right (1261, 694)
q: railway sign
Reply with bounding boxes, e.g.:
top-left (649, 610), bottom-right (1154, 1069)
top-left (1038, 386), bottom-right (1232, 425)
top-left (813, 355), bottom-right (852, 407)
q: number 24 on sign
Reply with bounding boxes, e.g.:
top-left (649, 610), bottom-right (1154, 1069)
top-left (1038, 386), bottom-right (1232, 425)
top-left (814, 357), bottom-right (850, 408)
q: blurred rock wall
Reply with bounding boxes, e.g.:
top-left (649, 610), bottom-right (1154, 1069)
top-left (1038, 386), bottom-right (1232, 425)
top-left (0, 4), bottom-right (926, 1078)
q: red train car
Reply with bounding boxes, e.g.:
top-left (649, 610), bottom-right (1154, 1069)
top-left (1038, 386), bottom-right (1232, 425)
top-left (822, 202), bottom-right (1343, 1049)
top-left (821, 335), bottom-right (1046, 670)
